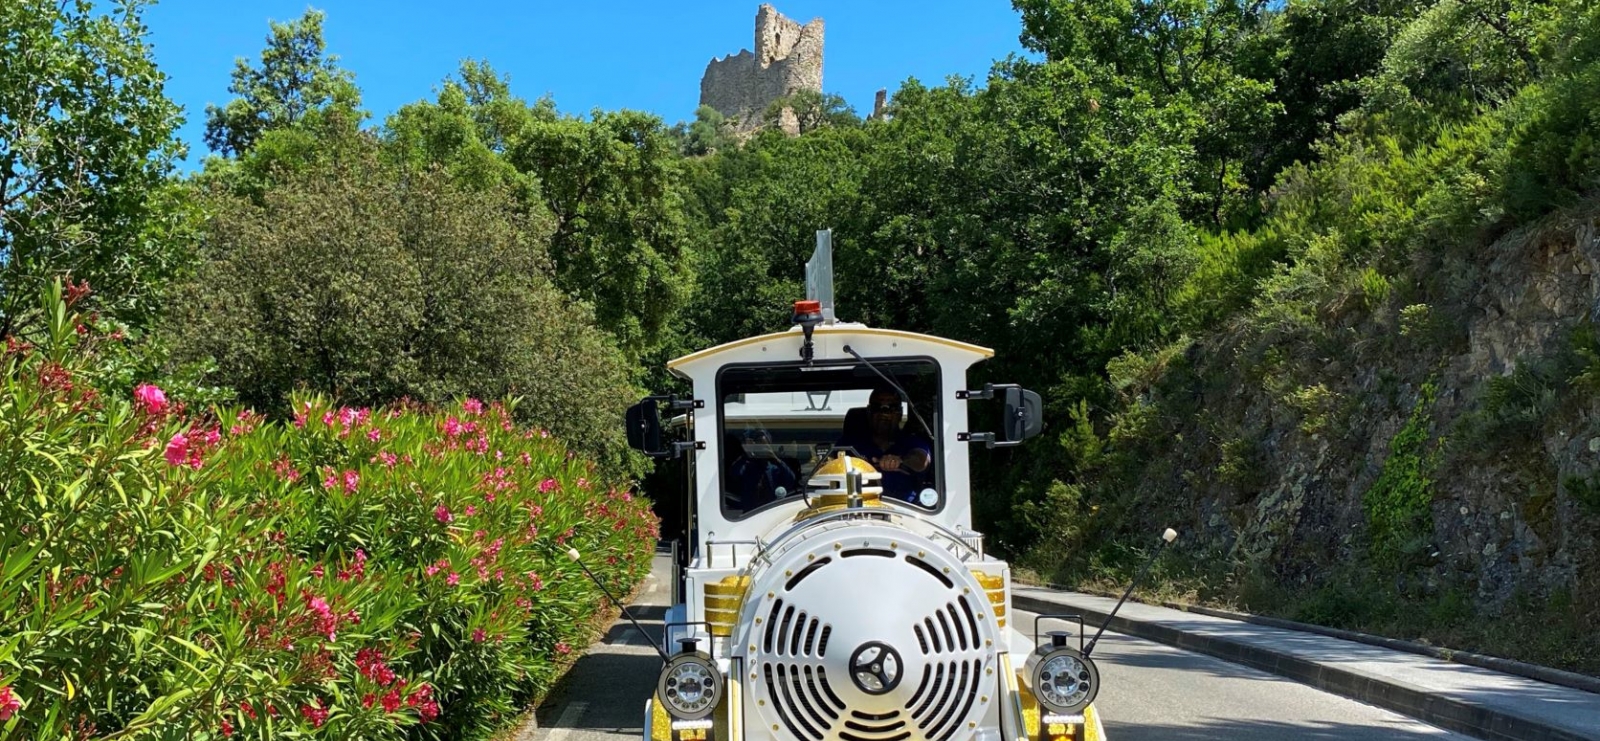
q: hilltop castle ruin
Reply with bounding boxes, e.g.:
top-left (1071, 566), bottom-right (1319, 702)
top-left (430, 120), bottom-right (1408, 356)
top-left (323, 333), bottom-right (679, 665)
top-left (700, 5), bottom-right (823, 135)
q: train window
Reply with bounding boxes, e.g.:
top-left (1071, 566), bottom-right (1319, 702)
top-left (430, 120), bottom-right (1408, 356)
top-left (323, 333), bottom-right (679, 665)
top-left (717, 359), bottom-right (942, 519)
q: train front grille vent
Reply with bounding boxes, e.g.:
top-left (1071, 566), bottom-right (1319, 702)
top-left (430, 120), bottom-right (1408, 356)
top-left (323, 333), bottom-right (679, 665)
top-left (751, 538), bottom-right (995, 741)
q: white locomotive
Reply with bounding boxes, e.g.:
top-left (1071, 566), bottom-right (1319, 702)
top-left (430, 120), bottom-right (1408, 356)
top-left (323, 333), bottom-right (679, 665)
top-left (623, 236), bottom-right (1108, 741)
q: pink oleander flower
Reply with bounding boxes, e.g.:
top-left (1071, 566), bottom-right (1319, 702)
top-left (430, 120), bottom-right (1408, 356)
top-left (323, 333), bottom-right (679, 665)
top-left (408, 684), bottom-right (439, 722)
top-left (307, 595), bottom-right (337, 641)
top-left (164, 432), bottom-right (189, 467)
top-left (301, 701), bottom-right (328, 727)
top-left (368, 428), bottom-right (382, 442)
top-left (538, 478), bottom-right (557, 493)
top-left (446, 572), bottom-right (460, 587)
top-left (434, 504), bottom-right (453, 523)
top-left (577, 477), bottom-right (589, 489)
top-left (133, 383), bottom-right (168, 415)
top-left (472, 628), bottom-right (486, 642)
top-left (555, 641), bottom-right (572, 656)
top-left (357, 647), bottom-right (397, 686)
top-left (463, 398), bottom-right (483, 415)
top-left (382, 688), bottom-right (403, 713)
top-left (0, 682), bottom-right (18, 721)
top-left (443, 417), bottom-right (464, 438)
top-left (343, 469), bottom-right (360, 493)
top-left (464, 505), bottom-right (477, 517)
top-left (219, 717), bottom-right (235, 737)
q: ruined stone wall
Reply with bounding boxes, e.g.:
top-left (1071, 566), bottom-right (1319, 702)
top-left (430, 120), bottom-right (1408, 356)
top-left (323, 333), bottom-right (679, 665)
top-left (700, 4), bottom-right (823, 134)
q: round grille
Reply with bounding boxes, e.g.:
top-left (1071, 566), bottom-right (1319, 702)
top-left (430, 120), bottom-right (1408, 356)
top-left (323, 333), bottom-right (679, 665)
top-left (740, 524), bottom-right (996, 741)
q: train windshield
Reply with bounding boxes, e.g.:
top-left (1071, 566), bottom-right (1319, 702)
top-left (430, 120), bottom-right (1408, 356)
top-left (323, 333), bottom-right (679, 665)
top-left (717, 358), bottom-right (942, 519)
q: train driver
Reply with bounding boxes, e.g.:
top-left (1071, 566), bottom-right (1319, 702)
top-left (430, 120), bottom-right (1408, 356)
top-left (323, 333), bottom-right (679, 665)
top-left (836, 386), bottom-right (932, 502)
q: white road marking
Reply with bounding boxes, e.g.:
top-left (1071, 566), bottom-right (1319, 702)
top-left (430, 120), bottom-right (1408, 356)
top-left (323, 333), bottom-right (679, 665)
top-left (543, 701), bottom-right (589, 741)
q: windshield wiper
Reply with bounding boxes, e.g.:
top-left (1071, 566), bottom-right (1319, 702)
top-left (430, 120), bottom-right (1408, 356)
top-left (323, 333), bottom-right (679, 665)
top-left (841, 345), bottom-right (936, 441)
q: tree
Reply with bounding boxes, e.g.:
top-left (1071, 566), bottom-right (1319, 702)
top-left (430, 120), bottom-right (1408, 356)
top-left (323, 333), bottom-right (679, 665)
top-left (385, 61), bottom-right (541, 193)
top-left (1012, 0), bottom-right (1280, 225)
top-left (0, 0), bottom-right (187, 337)
top-left (1238, 0), bottom-right (1422, 188)
top-left (671, 105), bottom-right (737, 157)
top-left (203, 9), bottom-right (362, 157)
top-left (762, 90), bottom-right (860, 134)
top-left (508, 109), bottom-right (694, 358)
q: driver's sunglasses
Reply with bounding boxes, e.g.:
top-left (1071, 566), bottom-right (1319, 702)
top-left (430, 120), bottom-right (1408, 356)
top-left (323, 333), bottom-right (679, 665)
top-left (871, 403), bottom-right (900, 414)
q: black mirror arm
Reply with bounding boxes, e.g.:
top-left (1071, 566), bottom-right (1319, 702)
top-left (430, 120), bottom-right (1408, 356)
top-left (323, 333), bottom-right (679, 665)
top-left (957, 431), bottom-right (1022, 449)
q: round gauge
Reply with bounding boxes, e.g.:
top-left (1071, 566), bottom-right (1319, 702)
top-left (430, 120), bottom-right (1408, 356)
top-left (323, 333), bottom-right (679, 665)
top-left (774, 486), bottom-right (789, 498)
top-left (917, 488), bottom-right (940, 507)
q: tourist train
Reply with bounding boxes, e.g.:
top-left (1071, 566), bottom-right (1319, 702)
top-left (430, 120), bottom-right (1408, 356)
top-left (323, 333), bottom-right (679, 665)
top-left (625, 233), bottom-right (1109, 741)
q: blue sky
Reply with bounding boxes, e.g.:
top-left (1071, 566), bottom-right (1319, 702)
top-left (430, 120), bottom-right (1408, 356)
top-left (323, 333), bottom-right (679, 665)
top-left (142, 2), bottom-right (1031, 167)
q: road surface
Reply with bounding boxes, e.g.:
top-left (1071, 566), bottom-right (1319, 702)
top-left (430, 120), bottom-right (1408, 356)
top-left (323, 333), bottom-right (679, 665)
top-left (529, 554), bottom-right (1470, 741)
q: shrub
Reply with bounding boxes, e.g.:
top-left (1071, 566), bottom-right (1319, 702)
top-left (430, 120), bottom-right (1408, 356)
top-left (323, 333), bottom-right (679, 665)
top-left (0, 284), bottom-right (656, 740)
top-left (1364, 382), bottom-right (1439, 567)
top-left (165, 145), bottom-right (640, 472)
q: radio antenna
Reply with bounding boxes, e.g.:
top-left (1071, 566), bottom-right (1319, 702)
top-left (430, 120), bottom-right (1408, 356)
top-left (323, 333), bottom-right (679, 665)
top-left (1084, 528), bottom-right (1178, 657)
top-left (564, 547), bottom-right (670, 662)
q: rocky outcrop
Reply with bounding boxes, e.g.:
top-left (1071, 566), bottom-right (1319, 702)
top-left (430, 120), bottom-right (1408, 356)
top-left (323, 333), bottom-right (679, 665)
top-left (700, 5), bottom-right (823, 135)
top-left (1131, 203), bottom-right (1600, 615)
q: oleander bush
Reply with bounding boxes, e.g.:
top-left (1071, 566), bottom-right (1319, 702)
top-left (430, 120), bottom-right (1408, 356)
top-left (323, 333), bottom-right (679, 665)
top-left (0, 285), bottom-right (657, 740)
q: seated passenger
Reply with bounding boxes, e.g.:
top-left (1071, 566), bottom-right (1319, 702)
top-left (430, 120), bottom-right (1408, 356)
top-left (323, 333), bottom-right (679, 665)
top-left (835, 386), bottom-right (933, 503)
top-left (726, 430), bottom-right (798, 512)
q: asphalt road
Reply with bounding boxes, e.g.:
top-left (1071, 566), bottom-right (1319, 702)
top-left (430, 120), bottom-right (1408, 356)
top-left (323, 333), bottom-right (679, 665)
top-left (530, 554), bottom-right (1471, 741)
top-left (1006, 608), bottom-right (1469, 741)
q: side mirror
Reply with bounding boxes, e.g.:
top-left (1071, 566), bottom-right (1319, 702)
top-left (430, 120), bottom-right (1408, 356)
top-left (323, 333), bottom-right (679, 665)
top-left (1002, 386), bottom-right (1043, 443)
top-left (625, 398), bottom-right (666, 456)
top-left (626, 395), bottom-right (703, 459)
top-left (958, 384), bottom-right (1044, 448)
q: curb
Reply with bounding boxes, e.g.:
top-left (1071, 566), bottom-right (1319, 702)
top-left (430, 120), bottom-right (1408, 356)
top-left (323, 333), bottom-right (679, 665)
top-left (1012, 592), bottom-right (1595, 741)
top-left (1051, 585), bottom-right (1600, 697)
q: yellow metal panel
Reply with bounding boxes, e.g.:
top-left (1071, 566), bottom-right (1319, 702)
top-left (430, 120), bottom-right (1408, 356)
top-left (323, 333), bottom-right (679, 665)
top-left (705, 576), bottom-right (751, 638)
top-left (726, 669), bottom-right (742, 741)
top-left (1001, 653), bottom-right (1029, 741)
top-left (1085, 705), bottom-right (1102, 741)
top-left (651, 695), bottom-right (672, 741)
top-left (1017, 668), bottom-right (1040, 740)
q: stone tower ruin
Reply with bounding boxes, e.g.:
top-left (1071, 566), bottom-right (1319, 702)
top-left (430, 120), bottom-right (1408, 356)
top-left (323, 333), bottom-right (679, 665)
top-left (700, 4), bottom-right (823, 135)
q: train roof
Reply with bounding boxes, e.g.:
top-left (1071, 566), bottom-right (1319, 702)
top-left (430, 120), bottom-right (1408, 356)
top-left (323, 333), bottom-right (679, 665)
top-left (666, 324), bottom-right (994, 380)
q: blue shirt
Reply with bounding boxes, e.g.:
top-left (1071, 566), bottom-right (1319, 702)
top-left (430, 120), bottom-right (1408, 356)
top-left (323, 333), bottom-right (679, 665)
top-left (835, 433), bottom-right (934, 502)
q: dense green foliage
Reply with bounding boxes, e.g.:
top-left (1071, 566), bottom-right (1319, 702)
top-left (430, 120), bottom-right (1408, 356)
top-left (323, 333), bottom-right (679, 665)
top-left (5, 0), bottom-right (1599, 703)
top-left (167, 142), bottom-right (638, 471)
top-left (655, 0), bottom-right (1600, 671)
top-left (0, 286), bottom-right (655, 738)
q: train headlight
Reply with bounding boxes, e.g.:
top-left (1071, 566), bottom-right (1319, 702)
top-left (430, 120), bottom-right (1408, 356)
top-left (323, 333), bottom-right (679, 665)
top-left (658, 640), bottom-right (722, 720)
top-left (1025, 632), bottom-right (1099, 715)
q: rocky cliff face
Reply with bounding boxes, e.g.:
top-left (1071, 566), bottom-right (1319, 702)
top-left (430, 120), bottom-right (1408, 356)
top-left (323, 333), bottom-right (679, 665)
top-left (1125, 204), bottom-right (1600, 623)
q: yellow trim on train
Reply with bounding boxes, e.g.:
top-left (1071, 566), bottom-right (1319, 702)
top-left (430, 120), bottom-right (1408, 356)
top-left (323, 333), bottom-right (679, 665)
top-left (667, 326), bottom-right (995, 370)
